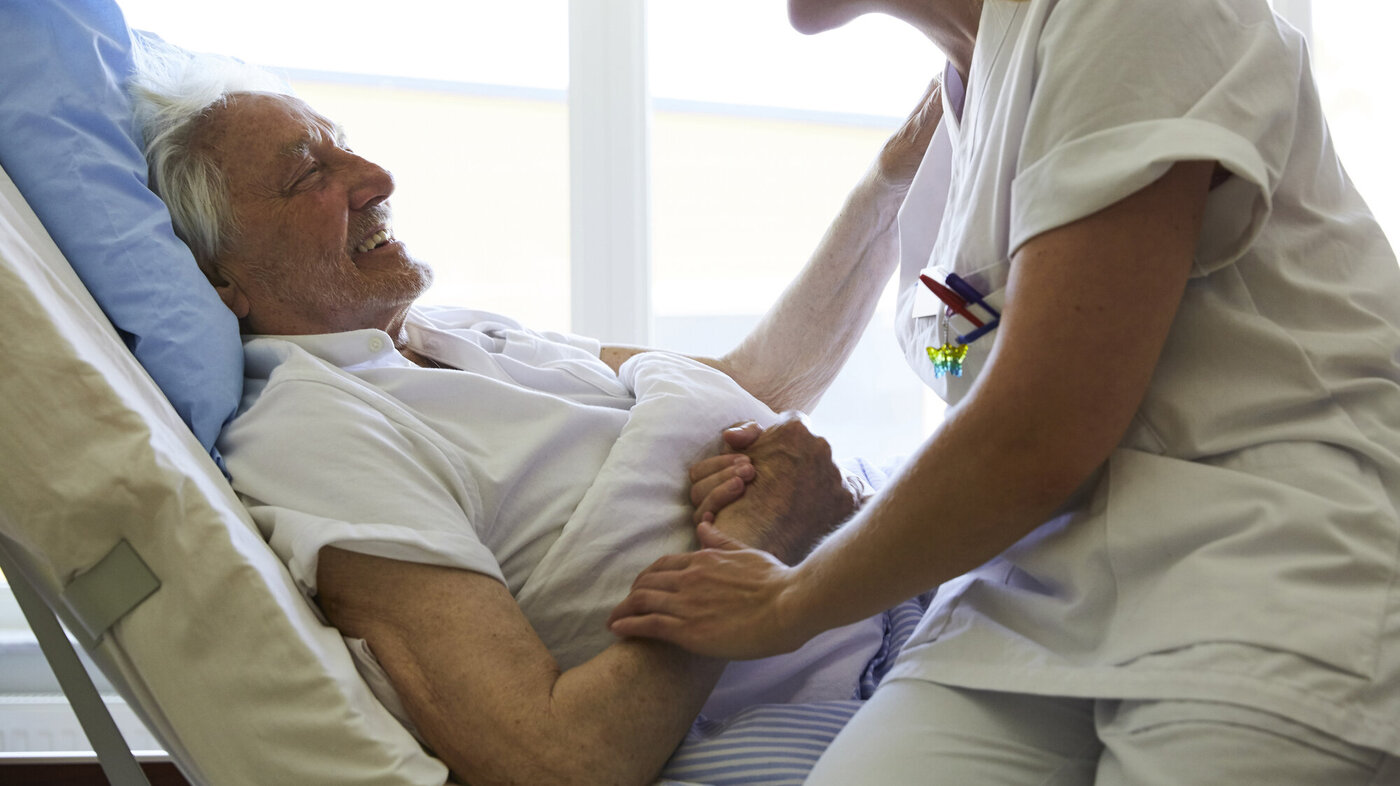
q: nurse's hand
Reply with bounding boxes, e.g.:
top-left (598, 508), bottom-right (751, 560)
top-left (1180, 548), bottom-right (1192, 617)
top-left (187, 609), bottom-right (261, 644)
top-left (875, 74), bottom-right (943, 193)
top-left (607, 521), bottom-right (813, 660)
top-left (688, 422), bottom-right (763, 524)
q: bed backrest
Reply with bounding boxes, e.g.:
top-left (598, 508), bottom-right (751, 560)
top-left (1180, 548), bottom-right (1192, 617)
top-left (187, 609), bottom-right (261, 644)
top-left (0, 165), bottom-right (449, 784)
top-left (0, 1), bottom-right (451, 777)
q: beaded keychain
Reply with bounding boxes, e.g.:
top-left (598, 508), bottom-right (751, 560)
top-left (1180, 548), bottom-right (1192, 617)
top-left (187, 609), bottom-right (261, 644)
top-left (926, 309), bottom-right (968, 378)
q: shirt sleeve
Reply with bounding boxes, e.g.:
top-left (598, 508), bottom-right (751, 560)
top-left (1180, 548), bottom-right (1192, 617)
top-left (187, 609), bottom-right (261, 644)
top-left (1009, 0), bottom-right (1301, 274)
top-left (220, 356), bottom-right (500, 599)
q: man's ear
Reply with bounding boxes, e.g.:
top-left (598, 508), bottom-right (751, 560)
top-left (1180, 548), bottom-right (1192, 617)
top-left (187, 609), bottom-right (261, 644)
top-left (205, 263), bottom-right (252, 320)
top-left (216, 280), bottom-right (252, 320)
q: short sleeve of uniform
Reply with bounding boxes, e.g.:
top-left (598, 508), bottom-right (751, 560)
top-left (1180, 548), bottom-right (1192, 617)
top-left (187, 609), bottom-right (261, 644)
top-left (1010, 0), bottom-right (1300, 274)
top-left (220, 355), bottom-right (499, 598)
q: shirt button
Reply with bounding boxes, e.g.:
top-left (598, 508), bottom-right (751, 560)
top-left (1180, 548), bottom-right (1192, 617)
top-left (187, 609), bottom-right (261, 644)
top-left (368, 337), bottom-right (385, 352)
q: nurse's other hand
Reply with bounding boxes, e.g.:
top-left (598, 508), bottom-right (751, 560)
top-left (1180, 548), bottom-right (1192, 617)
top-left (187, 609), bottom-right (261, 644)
top-left (607, 522), bottom-right (812, 660)
top-left (875, 74), bottom-right (943, 193)
top-left (688, 422), bottom-right (765, 524)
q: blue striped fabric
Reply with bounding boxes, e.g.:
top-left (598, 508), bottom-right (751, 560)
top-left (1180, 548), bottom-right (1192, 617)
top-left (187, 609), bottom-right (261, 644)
top-left (660, 593), bottom-right (932, 785)
top-left (660, 700), bottom-right (863, 785)
top-left (860, 592), bottom-right (933, 698)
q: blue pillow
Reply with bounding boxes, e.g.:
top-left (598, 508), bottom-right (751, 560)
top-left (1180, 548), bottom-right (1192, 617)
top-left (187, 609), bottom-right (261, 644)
top-left (0, 1), bottom-right (241, 470)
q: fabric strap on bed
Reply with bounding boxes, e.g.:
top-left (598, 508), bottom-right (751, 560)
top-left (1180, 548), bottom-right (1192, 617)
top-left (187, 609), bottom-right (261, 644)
top-left (0, 535), bottom-right (154, 786)
top-left (60, 539), bottom-right (162, 647)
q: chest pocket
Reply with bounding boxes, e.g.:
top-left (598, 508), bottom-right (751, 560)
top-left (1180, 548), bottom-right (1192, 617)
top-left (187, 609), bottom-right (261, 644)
top-left (897, 263), bottom-right (1008, 407)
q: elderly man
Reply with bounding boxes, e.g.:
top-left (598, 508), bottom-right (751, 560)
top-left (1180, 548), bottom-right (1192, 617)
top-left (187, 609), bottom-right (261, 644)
top-left (131, 45), bottom-right (939, 785)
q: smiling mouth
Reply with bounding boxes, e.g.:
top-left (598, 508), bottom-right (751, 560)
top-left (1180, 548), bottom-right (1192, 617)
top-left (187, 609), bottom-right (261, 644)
top-left (355, 228), bottom-right (393, 254)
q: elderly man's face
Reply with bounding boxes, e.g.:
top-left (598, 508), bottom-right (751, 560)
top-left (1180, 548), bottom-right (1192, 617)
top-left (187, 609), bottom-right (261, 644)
top-left (195, 92), bottom-right (432, 336)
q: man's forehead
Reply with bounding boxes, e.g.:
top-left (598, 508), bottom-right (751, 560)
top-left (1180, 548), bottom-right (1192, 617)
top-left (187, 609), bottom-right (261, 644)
top-left (201, 92), bottom-right (344, 167)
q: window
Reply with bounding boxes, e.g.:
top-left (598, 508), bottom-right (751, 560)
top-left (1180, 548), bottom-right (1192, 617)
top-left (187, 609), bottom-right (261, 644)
top-left (1306, 2), bottom-right (1400, 247)
top-left (648, 2), bottom-right (944, 463)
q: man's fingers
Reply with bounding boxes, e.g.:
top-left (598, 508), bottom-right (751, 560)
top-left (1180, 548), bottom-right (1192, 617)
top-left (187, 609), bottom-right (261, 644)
top-left (689, 456), bottom-right (753, 506)
top-left (689, 453), bottom-right (754, 522)
top-left (692, 477), bottom-right (748, 524)
top-left (689, 452), bottom-right (751, 484)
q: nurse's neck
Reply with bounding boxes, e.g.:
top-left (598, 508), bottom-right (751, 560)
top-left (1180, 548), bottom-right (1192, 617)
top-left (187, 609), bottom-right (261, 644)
top-left (907, 0), bottom-right (981, 88)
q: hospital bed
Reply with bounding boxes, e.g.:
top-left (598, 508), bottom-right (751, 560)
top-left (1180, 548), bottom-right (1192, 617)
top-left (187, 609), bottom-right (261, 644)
top-left (0, 160), bottom-right (459, 783)
top-left (0, 160), bottom-right (883, 784)
top-left (0, 3), bottom-right (883, 784)
top-left (0, 158), bottom-right (900, 785)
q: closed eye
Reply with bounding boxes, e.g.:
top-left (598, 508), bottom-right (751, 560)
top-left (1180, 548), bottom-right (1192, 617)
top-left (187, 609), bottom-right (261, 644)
top-left (292, 162), bottom-right (321, 189)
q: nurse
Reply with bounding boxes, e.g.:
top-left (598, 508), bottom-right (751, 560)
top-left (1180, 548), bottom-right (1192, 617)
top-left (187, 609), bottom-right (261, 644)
top-left (610, 0), bottom-right (1400, 782)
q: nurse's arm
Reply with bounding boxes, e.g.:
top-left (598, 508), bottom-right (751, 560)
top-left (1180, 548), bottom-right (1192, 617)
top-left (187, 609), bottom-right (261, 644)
top-left (316, 547), bottom-right (724, 786)
top-left (599, 77), bottom-right (944, 413)
top-left (611, 160), bottom-right (1217, 658)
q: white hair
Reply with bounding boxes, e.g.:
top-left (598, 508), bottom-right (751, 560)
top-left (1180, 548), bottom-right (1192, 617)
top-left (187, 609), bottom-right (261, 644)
top-left (128, 34), bottom-right (289, 273)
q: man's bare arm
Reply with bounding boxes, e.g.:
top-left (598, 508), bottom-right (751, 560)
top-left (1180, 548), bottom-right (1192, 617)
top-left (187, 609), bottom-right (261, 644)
top-left (317, 548), bottom-right (723, 786)
top-left (714, 77), bottom-right (943, 412)
top-left (601, 171), bottom-right (908, 409)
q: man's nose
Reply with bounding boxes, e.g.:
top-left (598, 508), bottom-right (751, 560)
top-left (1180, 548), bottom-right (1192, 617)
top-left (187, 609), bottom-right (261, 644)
top-left (348, 155), bottom-right (395, 210)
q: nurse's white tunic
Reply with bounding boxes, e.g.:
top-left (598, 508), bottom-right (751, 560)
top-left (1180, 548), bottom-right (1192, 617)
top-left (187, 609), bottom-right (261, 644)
top-left (888, 0), bottom-right (1400, 753)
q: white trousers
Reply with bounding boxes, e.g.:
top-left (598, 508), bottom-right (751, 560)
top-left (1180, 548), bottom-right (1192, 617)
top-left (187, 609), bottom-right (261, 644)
top-left (805, 679), bottom-right (1398, 785)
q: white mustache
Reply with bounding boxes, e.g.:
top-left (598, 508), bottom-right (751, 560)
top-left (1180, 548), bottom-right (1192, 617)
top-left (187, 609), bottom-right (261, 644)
top-left (349, 205), bottom-right (394, 253)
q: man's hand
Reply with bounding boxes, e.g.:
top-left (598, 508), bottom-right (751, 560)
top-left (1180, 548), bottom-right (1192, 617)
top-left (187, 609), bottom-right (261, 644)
top-left (704, 74), bottom-right (943, 415)
top-left (875, 74), bottom-right (943, 194)
top-left (699, 414), bottom-right (858, 565)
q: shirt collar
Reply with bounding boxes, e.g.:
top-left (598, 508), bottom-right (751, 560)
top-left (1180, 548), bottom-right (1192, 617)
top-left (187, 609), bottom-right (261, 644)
top-left (247, 328), bottom-right (408, 371)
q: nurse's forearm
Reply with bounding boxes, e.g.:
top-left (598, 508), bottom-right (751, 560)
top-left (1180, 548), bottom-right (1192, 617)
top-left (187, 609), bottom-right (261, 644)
top-left (778, 161), bottom-right (1214, 639)
top-left (779, 389), bottom-right (1098, 638)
